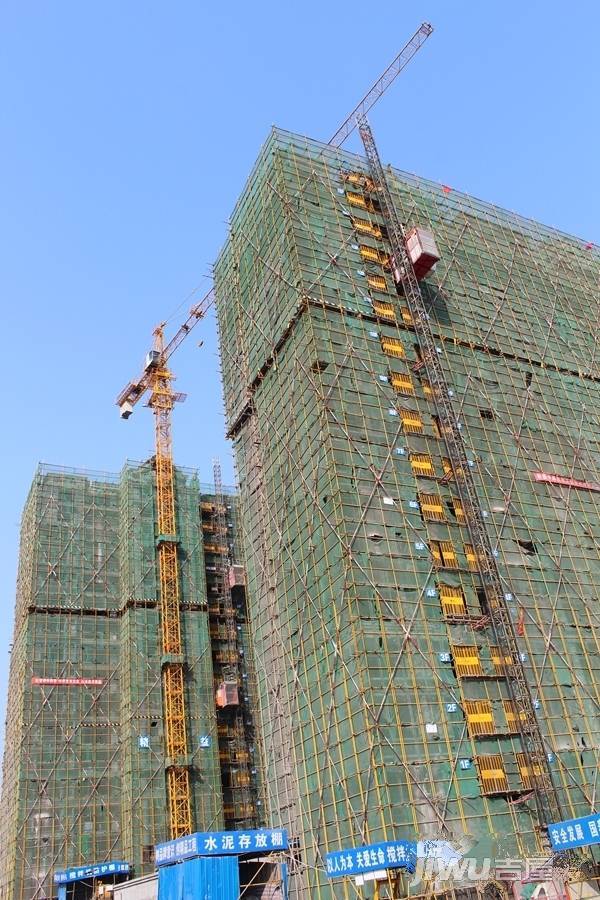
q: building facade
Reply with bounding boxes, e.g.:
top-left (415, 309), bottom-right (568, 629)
top-left (0, 462), bottom-right (260, 900)
top-left (214, 128), bottom-right (600, 898)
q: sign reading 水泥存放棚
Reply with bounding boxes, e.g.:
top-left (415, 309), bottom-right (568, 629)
top-left (548, 813), bottom-right (600, 851)
top-left (325, 840), bottom-right (417, 879)
top-left (155, 829), bottom-right (288, 866)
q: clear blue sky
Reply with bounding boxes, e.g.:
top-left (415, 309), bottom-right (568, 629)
top-left (1, 1), bottom-right (598, 753)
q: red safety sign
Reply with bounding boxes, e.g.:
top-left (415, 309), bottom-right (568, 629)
top-left (532, 472), bottom-right (600, 493)
top-left (31, 677), bottom-right (104, 686)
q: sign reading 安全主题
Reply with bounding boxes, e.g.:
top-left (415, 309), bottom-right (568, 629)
top-left (325, 840), bottom-right (417, 878)
top-left (54, 862), bottom-right (130, 884)
top-left (548, 813), bottom-right (600, 851)
top-left (155, 829), bottom-right (288, 865)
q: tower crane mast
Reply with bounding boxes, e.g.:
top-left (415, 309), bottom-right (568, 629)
top-left (116, 287), bottom-right (214, 839)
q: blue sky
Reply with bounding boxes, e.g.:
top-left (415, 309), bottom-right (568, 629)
top-left (0, 1), bottom-right (598, 752)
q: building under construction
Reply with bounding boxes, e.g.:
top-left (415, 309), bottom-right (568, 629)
top-left (0, 462), bottom-right (260, 900)
top-left (214, 127), bottom-right (600, 898)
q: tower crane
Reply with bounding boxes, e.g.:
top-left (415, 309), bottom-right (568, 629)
top-left (116, 287), bottom-right (214, 839)
top-left (114, 28), bottom-right (433, 843)
top-left (114, 16), bottom-right (561, 853)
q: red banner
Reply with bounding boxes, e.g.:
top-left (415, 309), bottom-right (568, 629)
top-left (31, 677), bottom-right (104, 687)
top-left (532, 472), bottom-right (600, 493)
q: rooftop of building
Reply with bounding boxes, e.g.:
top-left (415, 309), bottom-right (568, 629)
top-left (221, 126), bottom-right (598, 258)
top-left (32, 461), bottom-right (238, 496)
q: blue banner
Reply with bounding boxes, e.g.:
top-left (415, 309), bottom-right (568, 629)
top-left (54, 862), bottom-right (130, 884)
top-left (325, 840), bottom-right (416, 878)
top-left (548, 813), bottom-right (600, 850)
top-left (155, 829), bottom-right (288, 866)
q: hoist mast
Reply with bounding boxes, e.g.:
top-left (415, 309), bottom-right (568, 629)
top-left (356, 117), bottom-right (564, 832)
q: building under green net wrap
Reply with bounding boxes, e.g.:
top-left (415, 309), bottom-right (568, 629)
top-left (214, 128), bottom-right (600, 900)
top-left (0, 462), bottom-right (260, 900)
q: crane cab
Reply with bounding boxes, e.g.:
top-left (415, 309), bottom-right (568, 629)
top-left (145, 350), bottom-right (161, 370)
top-left (119, 402), bottom-right (134, 420)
